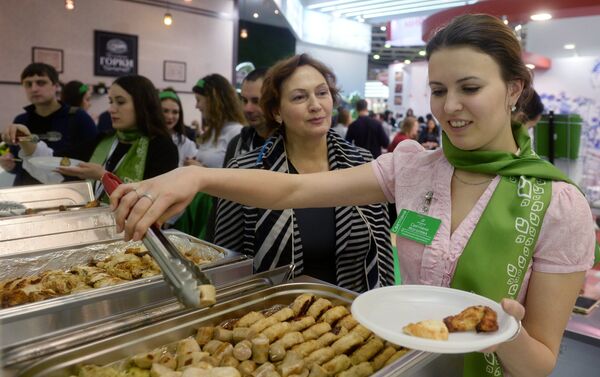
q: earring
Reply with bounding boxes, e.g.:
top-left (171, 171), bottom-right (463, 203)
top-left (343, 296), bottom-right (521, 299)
top-left (511, 105), bottom-right (517, 112)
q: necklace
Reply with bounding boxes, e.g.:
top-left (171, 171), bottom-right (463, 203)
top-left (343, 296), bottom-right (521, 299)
top-left (452, 171), bottom-right (494, 186)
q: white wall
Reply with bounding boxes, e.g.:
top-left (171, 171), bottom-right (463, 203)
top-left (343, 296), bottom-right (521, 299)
top-left (295, 41), bottom-right (368, 98)
top-left (0, 0), bottom-right (235, 128)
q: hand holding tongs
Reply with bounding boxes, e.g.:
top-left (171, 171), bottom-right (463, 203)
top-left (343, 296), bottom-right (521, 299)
top-left (18, 131), bottom-right (62, 143)
top-left (102, 172), bottom-right (215, 308)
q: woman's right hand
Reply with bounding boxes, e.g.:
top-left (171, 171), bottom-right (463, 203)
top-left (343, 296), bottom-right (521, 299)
top-left (110, 166), bottom-right (202, 240)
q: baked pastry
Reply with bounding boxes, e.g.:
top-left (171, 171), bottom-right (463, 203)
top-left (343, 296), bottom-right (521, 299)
top-left (444, 305), bottom-right (499, 333)
top-left (402, 319), bottom-right (449, 340)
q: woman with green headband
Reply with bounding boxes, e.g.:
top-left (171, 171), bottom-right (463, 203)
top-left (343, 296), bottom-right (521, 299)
top-left (58, 75), bottom-right (178, 201)
top-left (160, 89), bottom-right (198, 166)
top-left (110, 15), bottom-right (596, 377)
top-left (61, 80), bottom-right (92, 111)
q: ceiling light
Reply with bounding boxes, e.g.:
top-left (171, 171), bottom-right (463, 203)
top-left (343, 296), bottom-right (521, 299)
top-left (240, 28), bottom-right (248, 39)
top-left (418, 50), bottom-right (426, 56)
top-left (404, 59), bottom-right (411, 64)
top-left (344, 1), bottom-right (467, 19)
top-left (184, 0), bottom-right (192, 2)
top-left (373, 54), bottom-right (380, 60)
top-left (65, 0), bottom-right (74, 10)
top-left (530, 13), bottom-right (552, 21)
top-left (514, 24), bottom-right (522, 31)
top-left (163, 12), bottom-right (173, 26)
top-left (253, 12), bottom-right (259, 19)
top-left (384, 43), bottom-right (391, 48)
top-left (525, 64), bottom-right (535, 70)
top-left (380, 26), bottom-right (387, 31)
top-left (564, 44), bottom-right (576, 50)
top-left (274, 9), bottom-right (280, 15)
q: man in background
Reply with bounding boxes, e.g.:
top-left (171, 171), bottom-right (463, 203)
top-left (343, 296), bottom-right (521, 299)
top-left (0, 63), bottom-right (97, 185)
top-left (223, 68), bottom-right (274, 166)
top-left (345, 99), bottom-right (389, 158)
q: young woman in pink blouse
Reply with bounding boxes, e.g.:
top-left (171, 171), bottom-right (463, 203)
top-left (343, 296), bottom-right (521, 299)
top-left (110, 14), bottom-right (596, 377)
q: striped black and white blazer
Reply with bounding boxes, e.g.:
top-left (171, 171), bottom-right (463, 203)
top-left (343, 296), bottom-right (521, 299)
top-left (214, 129), bottom-right (395, 292)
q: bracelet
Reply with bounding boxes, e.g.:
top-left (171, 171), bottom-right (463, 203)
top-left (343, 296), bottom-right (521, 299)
top-left (507, 320), bottom-right (522, 342)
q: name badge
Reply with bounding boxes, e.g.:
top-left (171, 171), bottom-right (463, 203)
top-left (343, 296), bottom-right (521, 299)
top-left (391, 209), bottom-right (441, 245)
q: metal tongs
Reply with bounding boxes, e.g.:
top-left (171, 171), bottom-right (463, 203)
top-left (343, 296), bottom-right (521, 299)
top-left (17, 131), bottom-right (62, 143)
top-left (102, 172), bottom-right (215, 308)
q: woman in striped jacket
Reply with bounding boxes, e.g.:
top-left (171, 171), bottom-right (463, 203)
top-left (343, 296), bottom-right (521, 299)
top-left (213, 54), bottom-right (394, 292)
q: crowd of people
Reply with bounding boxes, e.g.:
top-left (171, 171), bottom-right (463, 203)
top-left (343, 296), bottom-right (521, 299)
top-left (0, 13), bottom-right (597, 377)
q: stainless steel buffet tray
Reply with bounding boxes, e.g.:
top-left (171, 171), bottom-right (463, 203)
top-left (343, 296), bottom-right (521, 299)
top-left (7, 278), bottom-right (463, 377)
top-left (0, 181), bottom-right (94, 210)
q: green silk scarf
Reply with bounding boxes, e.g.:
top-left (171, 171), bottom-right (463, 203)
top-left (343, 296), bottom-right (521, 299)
top-left (444, 123), bottom-right (574, 377)
top-left (90, 130), bottom-right (149, 202)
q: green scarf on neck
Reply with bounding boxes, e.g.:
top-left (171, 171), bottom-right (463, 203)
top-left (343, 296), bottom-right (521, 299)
top-left (90, 131), bottom-right (149, 202)
top-left (444, 123), bottom-right (589, 377)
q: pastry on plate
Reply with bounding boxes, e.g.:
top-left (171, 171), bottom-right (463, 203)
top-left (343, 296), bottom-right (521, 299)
top-left (402, 319), bottom-right (449, 340)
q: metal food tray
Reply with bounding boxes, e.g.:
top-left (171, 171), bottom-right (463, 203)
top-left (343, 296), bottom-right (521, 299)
top-left (0, 227), bottom-right (252, 353)
top-left (0, 181), bottom-right (94, 210)
top-left (7, 278), bottom-right (462, 377)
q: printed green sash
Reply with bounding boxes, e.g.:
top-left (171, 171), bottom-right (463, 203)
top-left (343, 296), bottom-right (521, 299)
top-left (90, 131), bottom-right (149, 202)
top-left (444, 123), bottom-right (573, 377)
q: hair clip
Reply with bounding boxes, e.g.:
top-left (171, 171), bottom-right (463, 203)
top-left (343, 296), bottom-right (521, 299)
top-left (78, 84), bottom-right (89, 95)
top-left (195, 79), bottom-right (205, 88)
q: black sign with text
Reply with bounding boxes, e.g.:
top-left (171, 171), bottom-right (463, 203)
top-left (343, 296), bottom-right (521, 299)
top-left (94, 30), bottom-right (138, 77)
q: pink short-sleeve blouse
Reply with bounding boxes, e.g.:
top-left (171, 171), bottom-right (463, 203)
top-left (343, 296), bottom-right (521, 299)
top-left (371, 140), bottom-right (596, 303)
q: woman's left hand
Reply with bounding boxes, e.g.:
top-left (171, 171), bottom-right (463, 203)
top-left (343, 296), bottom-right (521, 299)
top-left (56, 162), bottom-right (106, 180)
top-left (479, 298), bottom-right (526, 353)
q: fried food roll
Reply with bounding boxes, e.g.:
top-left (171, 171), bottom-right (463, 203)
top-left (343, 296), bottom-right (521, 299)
top-left (238, 360), bottom-right (257, 377)
top-left (204, 340), bottom-right (225, 355)
top-left (237, 311), bottom-right (265, 328)
top-left (200, 284), bottom-right (217, 306)
top-left (443, 305), bottom-right (485, 332)
top-left (331, 333), bottom-right (363, 355)
top-left (316, 326), bottom-right (349, 348)
top-left (233, 327), bottom-right (258, 343)
top-left (196, 326), bottom-right (215, 346)
top-left (319, 306), bottom-right (349, 326)
top-left (132, 347), bottom-right (164, 369)
top-left (250, 316), bottom-right (279, 333)
top-left (151, 363), bottom-right (180, 377)
top-left (182, 367), bottom-right (210, 377)
top-left (383, 349), bottom-right (409, 367)
top-left (307, 364), bottom-right (328, 377)
top-left (251, 334), bottom-right (270, 364)
top-left (301, 322), bottom-right (331, 341)
top-left (178, 351), bottom-right (210, 370)
top-left (177, 337), bottom-right (202, 357)
top-left (337, 315), bottom-right (359, 331)
top-left (337, 361), bottom-right (373, 377)
top-left (370, 346), bottom-right (396, 371)
top-left (271, 307), bottom-right (294, 322)
top-left (349, 338), bottom-right (384, 365)
top-left (322, 354), bottom-right (352, 375)
top-left (290, 293), bottom-right (315, 317)
top-left (289, 316), bottom-right (316, 332)
top-left (261, 322), bottom-right (291, 343)
top-left (251, 362), bottom-right (276, 377)
top-left (212, 342), bottom-right (234, 364)
top-left (305, 347), bottom-right (335, 366)
top-left (277, 351), bottom-right (305, 377)
top-left (269, 331), bottom-right (304, 362)
top-left (220, 355), bottom-right (240, 368)
top-left (214, 327), bottom-right (234, 343)
top-left (207, 367), bottom-right (242, 377)
top-left (233, 340), bottom-right (253, 361)
top-left (290, 339), bottom-right (320, 357)
top-left (306, 298), bottom-right (333, 320)
top-left (349, 325), bottom-right (372, 341)
top-left (288, 369), bottom-right (309, 377)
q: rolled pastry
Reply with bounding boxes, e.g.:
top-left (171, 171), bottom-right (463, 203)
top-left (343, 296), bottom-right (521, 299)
top-left (249, 316), bottom-right (279, 333)
top-left (214, 327), bottom-right (234, 343)
top-left (322, 354), bottom-right (352, 375)
top-left (383, 349), bottom-right (409, 366)
top-left (331, 333), bottom-right (363, 355)
top-left (236, 311), bottom-right (265, 328)
top-left (270, 307), bottom-right (294, 322)
top-left (220, 355), bottom-right (240, 368)
top-left (238, 360), bottom-right (257, 377)
top-left (305, 347), bottom-right (335, 366)
top-left (196, 326), bottom-right (215, 346)
top-left (277, 351), bottom-right (305, 377)
top-left (336, 362), bottom-right (373, 377)
top-left (207, 367), bottom-right (242, 377)
top-left (204, 340), bottom-right (225, 355)
top-left (370, 346), bottom-right (396, 371)
top-left (178, 351), bottom-right (210, 370)
top-left (319, 306), bottom-right (349, 326)
top-left (233, 340), bottom-right (253, 361)
top-left (251, 334), bottom-right (270, 364)
top-left (290, 293), bottom-right (315, 317)
top-left (233, 327), bottom-right (258, 344)
top-left (349, 338), bottom-right (384, 365)
top-left (337, 315), bottom-right (359, 331)
top-left (289, 316), bottom-right (316, 332)
top-left (301, 323), bottom-right (331, 341)
top-left (306, 298), bottom-right (333, 320)
top-left (349, 324), bottom-right (372, 341)
top-left (290, 339), bottom-right (320, 357)
top-left (306, 364), bottom-right (327, 377)
top-left (261, 322), bottom-right (291, 343)
top-left (200, 284), bottom-right (216, 306)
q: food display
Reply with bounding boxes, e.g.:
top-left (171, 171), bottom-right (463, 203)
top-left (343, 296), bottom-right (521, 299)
top-left (402, 305), bottom-right (499, 341)
top-left (70, 293), bottom-right (410, 377)
top-left (0, 235), bottom-right (224, 308)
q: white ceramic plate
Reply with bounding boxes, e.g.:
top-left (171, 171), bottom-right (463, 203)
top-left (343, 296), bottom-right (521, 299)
top-left (351, 285), bottom-right (519, 354)
top-left (28, 156), bottom-right (83, 169)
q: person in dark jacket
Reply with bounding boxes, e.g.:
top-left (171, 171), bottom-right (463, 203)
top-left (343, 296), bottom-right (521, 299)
top-left (1, 63), bottom-right (97, 185)
top-left (345, 99), bottom-right (389, 157)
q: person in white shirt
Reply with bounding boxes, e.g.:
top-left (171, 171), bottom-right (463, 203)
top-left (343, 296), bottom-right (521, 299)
top-left (160, 90), bottom-right (198, 167)
top-left (185, 74), bottom-right (246, 168)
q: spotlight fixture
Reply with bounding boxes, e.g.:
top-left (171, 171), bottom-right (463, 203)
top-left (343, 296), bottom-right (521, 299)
top-left (240, 28), bottom-right (248, 39)
top-left (514, 24), bottom-right (522, 31)
top-left (404, 59), bottom-right (411, 65)
top-left (384, 43), bottom-right (391, 48)
top-left (163, 12), bottom-right (173, 26)
top-left (380, 26), bottom-right (387, 31)
top-left (530, 13), bottom-right (552, 21)
top-left (65, 0), bottom-right (74, 10)
top-left (563, 44), bottom-right (576, 50)
top-left (418, 50), bottom-right (426, 56)
top-left (253, 12), bottom-right (259, 18)
top-left (373, 54), bottom-right (380, 60)
top-left (525, 63), bottom-right (536, 70)
top-left (274, 9), bottom-right (279, 15)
